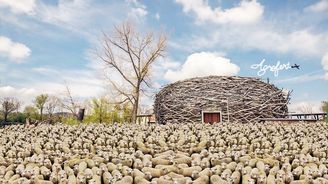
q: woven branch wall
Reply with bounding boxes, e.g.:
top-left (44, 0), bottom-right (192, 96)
top-left (154, 76), bottom-right (290, 124)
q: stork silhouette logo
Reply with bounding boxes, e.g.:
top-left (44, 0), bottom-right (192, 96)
top-left (251, 59), bottom-right (300, 77)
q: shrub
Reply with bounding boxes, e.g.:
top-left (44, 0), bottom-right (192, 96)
top-left (62, 117), bottom-right (80, 125)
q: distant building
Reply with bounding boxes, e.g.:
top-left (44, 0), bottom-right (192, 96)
top-left (136, 114), bottom-right (156, 124)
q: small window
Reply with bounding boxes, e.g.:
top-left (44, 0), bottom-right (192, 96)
top-left (202, 112), bottom-right (221, 123)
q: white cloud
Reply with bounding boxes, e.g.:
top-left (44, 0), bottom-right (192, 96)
top-left (0, 85), bottom-right (37, 105)
top-left (274, 70), bottom-right (325, 84)
top-left (129, 7), bottom-right (147, 18)
top-left (325, 73), bottom-right (328, 80)
top-left (157, 58), bottom-right (181, 70)
top-left (164, 52), bottom-right (240, 82)
top-left (151, 57), bottom-right (181, 84)
top-left (38, 0), bottom-right (148, 38)
top-left (31, 67), bottom-right (105, 98)
top-left (171, 0), bottom-right (328, 58)
top-left (0, 36), bottom-right (31, 62)
top-left (126, 0), bottom-right (148, 19)
top-left (322, 52), bottom-right (328, 70)
top-left (246, 30), bottom-right (322, 56)
top-left (322, 52), bottom-right (328, 80)
top-left (0, 0), bottom-right (36, 14)
top-left (36, 0), bottom-right (91, 29)
top-left (1, 65), bottom-right (106, 106)
top-left (155, 13), bottom-right (160, 20)
top-left (175, 0), bottom-right (263, 24)
top-left (172, 23), bottom-right (328, 58)
top-left (304, 0), bottom-right (328, 12)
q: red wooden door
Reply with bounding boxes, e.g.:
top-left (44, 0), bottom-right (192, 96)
top-left (203, 113), bottom-right (221, 123)
top-left (212, 113), bottom-right (218, 122)
top-left (204, 113), bottom-right (209, 123)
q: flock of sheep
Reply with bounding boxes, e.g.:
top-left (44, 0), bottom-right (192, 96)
top-left (0, 122), bottom-right (328, 184)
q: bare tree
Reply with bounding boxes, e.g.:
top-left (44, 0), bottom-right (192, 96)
top-left (297, 103), bottom-right (313, 114)
top-left (97, 22), bottom-right (166, 123)
top-left (46, 96), bottom-right (60, 120)
top-left (1, 97), bottom-right (20, 123)
top-left (60, 85), bottom-right (79, 118)
top-left (34, 94), bottom-right (49, 121)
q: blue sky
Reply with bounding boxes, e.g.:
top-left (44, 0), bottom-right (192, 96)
top-left (0, 0), bottom-right (328, 112)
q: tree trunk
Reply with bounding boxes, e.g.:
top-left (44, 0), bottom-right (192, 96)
top-left (131, 101), bottom-right (138, 124)
top-left (40, 108), bottom-right (43, 121)
top-left (131, 87), bottom-right (140, 124)
top-left (100, 110), bottom-right (103, 123)
top-left (4, 113), bottom-right (8, 123)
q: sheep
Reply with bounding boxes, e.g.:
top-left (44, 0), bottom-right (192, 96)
top-left (142, 167), bottom-right (168, 178)
top-left (142, 154), bottom-right (153, 168)
top-left (84, 168), bottom-right (93, 180)
top-left (134, 176), bottom-right (151, 184)
top-left (107, 162), bottom-right (117, 172)
top-left (210, 175), bottom-right (228, 184)
top-left (191, 168), bottom-right (211, 179)
top-left (178, 166), bottom-right (202, 177)
top-left (242, 174), bottom-right (254, 184)
top-left (34, 178), bottom-right (54, 184)
top-left (89, 174), bottom-right (101, 184)
top-left (9, 174), bottom-right (22, 182)
top-left (226, 161), bottom-right (238, 171)
top-left (76, 172), bottom-right (86, 184)
top-left (112, 169), bottom-right (123, 181)
top-left (122, 165), bottom-right (133, 176)
top-left (191, 140), bottom-right (208, 153)
top-left (193, 175), bottom-right (209, 184)
top-left (313, 177), bottom-right (328, 184)
top-left (290, 180), bottom-right (310, 184)
top-left (230, 171), bottom-right (241, 184)
top-left (136, 141), bottom-right (152, 154)
top-left (4, 170), bottom-right (15, 180)
top-left (114, 175), bottom-right (133, 184)
top-left (155, 165), bottom-right (179, 173)
top-left (239, 155), bottom-right (251, 164)
top-left (286, 171), bottom-right (295, 183)
top-left (2, 122), bottom-right (328, 183)
top-left (152, 177), bottom-right (172, 184)
top-left (103, 171), bottom-right (113, 184)
top-left (174, 155), bottom-right (192, 165)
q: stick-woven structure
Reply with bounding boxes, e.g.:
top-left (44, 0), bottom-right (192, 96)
top-left (154, 76), bottom-right (290, 124)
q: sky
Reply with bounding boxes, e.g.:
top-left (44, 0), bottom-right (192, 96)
top-left (0, 0), bottom-right (328, 113)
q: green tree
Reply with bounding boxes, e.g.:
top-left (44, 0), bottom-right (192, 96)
top-left (109, 103), bottom-right (132, 123)
top-left (24, 105), bottom-right (38, 121)
top-left (121, 103), bottom-right (132, 123)
top-left (34, 94), bottom-right (49, 121)
top-left (89, 97), bottom-right (111, 123)
top-left (8, 112), bottom-right (26, 124)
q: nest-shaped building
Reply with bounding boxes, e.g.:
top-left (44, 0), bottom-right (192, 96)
top-left (154, 76), bottom-right (290, 124)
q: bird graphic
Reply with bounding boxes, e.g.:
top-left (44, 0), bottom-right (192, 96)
top-left (291, 64), bottom-right (300, 70)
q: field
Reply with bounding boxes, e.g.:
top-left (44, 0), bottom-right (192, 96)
top-left (0, 122), bottom-right (328, 184)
